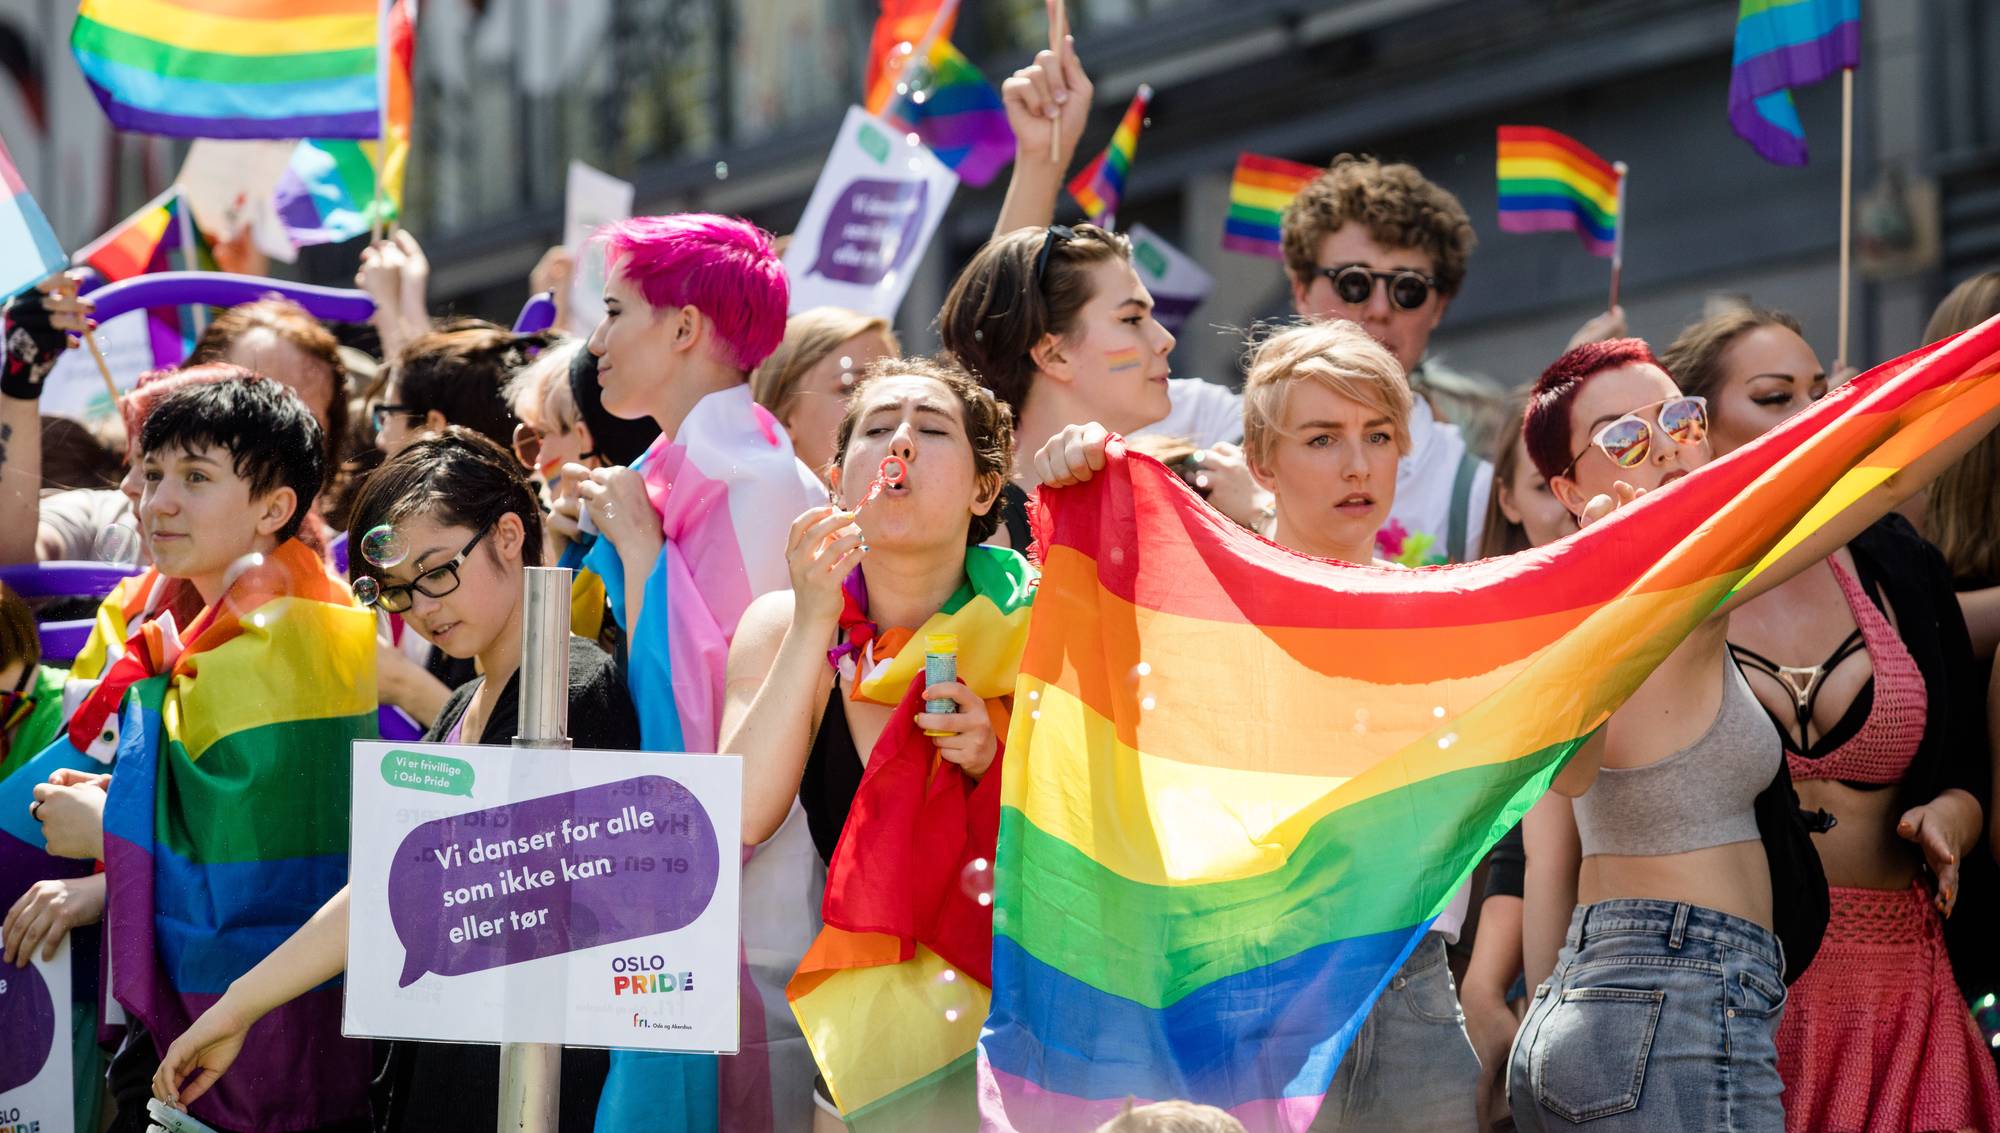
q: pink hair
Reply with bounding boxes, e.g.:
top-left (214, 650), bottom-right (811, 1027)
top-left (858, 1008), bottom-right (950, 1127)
top-left (599, 214), bottom-right (789, 373)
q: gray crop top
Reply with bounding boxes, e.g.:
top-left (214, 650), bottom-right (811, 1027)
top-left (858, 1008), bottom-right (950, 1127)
top-left (1573, 658), bottom-right (1780, 857)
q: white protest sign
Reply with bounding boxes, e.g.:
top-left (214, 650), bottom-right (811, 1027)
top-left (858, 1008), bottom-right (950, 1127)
top-left (345, 742), bottom-right (742, 1052)
top-left (40, 308), bottom-right (155, 423)
top-left (563, 161), bottom-right (635, 337)
top-left (1125, 224), bottom-right (1214, 335)
top-left (782, 106), bottom-right (958, 319)
top-left (0, 938), bottom-right (74, 1133)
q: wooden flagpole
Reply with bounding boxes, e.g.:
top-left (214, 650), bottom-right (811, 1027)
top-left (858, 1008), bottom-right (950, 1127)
top-left (1609, 161), bottom-right (1628, 312)
top-left (1048, 0), bottom-right (1066, 163)
top-left (1836, 67), bottom-right (1854, 371)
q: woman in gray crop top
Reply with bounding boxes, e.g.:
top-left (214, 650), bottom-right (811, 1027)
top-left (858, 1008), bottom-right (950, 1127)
top-left (1501, 338), bottom-right (2000, 1133)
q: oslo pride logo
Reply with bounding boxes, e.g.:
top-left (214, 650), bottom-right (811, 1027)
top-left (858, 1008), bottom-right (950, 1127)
top-left (0, 962), bottom-right (54, 1094)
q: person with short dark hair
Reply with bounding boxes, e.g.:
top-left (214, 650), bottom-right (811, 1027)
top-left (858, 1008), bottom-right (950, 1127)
top-left (374, 319), bottom-right (544, 456)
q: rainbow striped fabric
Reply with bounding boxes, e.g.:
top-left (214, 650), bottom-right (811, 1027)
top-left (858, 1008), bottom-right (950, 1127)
top-left (1223, 153), bottom-right (1321, 259)
top-left (273, 140), bottom-right (389, 247)
top-left (74, 188), bottom-right (186, 281)
top-left (71, 0), bottom-right (383, 138)
top-left (1496, 126), bottom-right (1621, 257)
top-left (788, 547), bottom-right (1035, 1131)
top-left (872, 37), bottom-right (1015, 188)
top-left (976, 316), bottom-right (2000, 1131)
top-left (1730, 0), bottom-right (1860, 166)
top-left (587, 384), bottom-right (830, 1133)
top-left (864, 0), bottom-right (955, 112)
top-left (1068, 85), bottom-right (1152, 226)
top-left (101, 541), bottom-right (378, 1133)
top-left (0, 132), bottom-right (65, 300)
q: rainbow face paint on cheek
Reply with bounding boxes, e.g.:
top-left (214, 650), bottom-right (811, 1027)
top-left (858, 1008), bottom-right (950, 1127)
top-left (1105, 347), bottom-right (1144, 373)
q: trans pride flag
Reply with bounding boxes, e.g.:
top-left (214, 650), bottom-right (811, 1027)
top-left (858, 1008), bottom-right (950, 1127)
top-left (1729, 0), bottom-right (1860, 165)
top-left (587, 384), bottom-right (830, 1133)
top-left (978, 316), bottom-right (2000, 1131)
top-left (0, 131), bottom-right (66, 301)
top-left (101, 542), bottom-right (377, 1133)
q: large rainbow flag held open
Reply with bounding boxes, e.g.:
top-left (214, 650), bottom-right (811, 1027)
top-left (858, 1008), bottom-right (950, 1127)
top-left (977, 316), bottom-right (2000, 1132)
top-left (101, 541), bottom-right (378, 1133)
top-left (70, 0), bottom-right (384, 138)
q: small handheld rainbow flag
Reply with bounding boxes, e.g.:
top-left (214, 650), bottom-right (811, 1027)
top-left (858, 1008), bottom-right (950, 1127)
top-left (70, 0), bottom-right (384, 138)
top-left (1222, 153), bottom-right (1321, 260)
top-left (1067, 85), bottom-right (1152, 227)
top-left (0, 132), bottom-right (66, 301)
top-left (874, 37), bottom-right (1015, 188)
top-left (74, 188), bottom-right (183, 281)
top-left (1496, 126), bottom-right (1622, 257)
top-left (1729, 0), bottom-right (1860, 166)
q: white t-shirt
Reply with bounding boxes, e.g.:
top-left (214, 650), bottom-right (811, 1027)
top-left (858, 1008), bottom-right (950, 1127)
top-left (1131, 377), bottom-right (1244, 447)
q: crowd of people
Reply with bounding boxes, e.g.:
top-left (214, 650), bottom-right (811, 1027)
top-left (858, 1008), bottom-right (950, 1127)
top-left (2, 40), bottom-right (1999, 1133)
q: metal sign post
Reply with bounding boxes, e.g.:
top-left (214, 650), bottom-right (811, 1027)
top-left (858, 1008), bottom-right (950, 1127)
top-left (498, 566), bottom-right (572, 1132)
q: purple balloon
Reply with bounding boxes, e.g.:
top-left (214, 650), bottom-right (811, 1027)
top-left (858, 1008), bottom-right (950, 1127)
top-left (0, 959), bottom-right (55, 1094)
top-left (513, 292), bottom-right (558, 334)
top-left (87, 271), bottom-right (377, 326)
top-left (387, 774), bottom-right (721, 987)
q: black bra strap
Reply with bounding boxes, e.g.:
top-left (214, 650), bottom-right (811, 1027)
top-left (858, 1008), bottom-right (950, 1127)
top-left (1730, 628), bottom-right (1866, 750)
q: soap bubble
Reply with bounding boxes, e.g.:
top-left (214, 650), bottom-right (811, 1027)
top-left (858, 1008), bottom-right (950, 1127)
top-left (360, 524), bottom-right (408, 569)
top-left (1437, 733), bottom-right (1458, 750)
top-left (911, 89), bottom-right (929, 105)
top-left (713, 161), bottom-right (730, 180)
top-left (1432, 705), bottom-right (1447, 718)
top-left (351, 576), bottom-right (381, 605)
top-left (960, 857), bottom-right (994, 907)
top-left (92, 524), bottom-right (142, 564)
top-left (221, 552), bottom-right (267, 593)
top-left (1140, 695), bottom-right (1157, 711)
top-left (1134, 661), bottom-right (1152, 678)
top-left (933, 966), bottom-right (972, 1025)
top-left (894, 40), bottom-right (914, 55)
top-left (838, 356), bottom-right (853, 371)
top-left (905, 132), bottom-right (921, 147)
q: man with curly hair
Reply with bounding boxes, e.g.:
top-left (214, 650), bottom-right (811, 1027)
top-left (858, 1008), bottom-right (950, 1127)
top-left (1280, 154), bottom-right (1494, 569)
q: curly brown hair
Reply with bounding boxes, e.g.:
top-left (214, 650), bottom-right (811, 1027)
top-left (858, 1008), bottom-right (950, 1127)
top-left (938, 224), bottom-right (1130, 419)
top-left (1280, 154), bottom-right (1476, 297)
top-left (831, 354), bottom-right (1014, 546)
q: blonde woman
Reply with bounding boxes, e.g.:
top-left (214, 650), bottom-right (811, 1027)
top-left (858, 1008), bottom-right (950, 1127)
top-left (750, 307), bottom-right (900, 481)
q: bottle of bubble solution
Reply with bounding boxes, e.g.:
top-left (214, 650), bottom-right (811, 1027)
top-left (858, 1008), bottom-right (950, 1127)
top-left (924, 633), bottom-right (959, 737)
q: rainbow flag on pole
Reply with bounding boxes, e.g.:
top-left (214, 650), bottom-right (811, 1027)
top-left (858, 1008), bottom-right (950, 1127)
top-left (864, 0), bottom-right (955, 112)
top-left (70, 0), bottom-right (382, 138)
top-left (1496, 126), bottom-right (1622, 257)
top-left (976, 316), bottom-right (2000, 1131)
top-left (101, 542), bottom-right (378, 1133)
top-left (0, 132), bottom-right (65, 300)
top-left (1729, 0), bottom-right (1860, 166)
top-left (874, 37), bottom-right (1015, 188)
top-left (1222, 153), bottom-right (1320, 259)
top-left (1067, 85), bottom-right (1152, 227)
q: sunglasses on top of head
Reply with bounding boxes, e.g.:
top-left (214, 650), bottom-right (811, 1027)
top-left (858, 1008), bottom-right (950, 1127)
top-left (1314, 264), bottom-right (1439, 311)
top-left (1556, 395), bottom-right (1709, 480)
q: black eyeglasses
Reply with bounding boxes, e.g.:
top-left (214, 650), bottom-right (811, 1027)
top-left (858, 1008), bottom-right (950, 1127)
top-left (1315, 264), bottom-right (1439, 311)
top-left (1033, 224), bottom-right (1077, 286)
top-left (371, 403), bottom-right (421, 432)
top-left (359, 520), bottom-right (496, 613)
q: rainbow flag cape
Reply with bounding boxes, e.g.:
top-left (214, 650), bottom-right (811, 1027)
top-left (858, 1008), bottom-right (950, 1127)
top-left (788, 547), bottom-right (1034, 1131)
top-left (1496, 126), bottom-right (1620, 257)
top-left (1067, 85), bottom-right (1152, 227)
top-left (101, 542), bottom-right (377, 1133)
top-left (976, 317), bottom-right (2000, 1132)
top-left (0, 131), bottom-right (66, 301)
top-left (588, 385), bottom-right (831, 1133)
top-left (1729, 0), bottom-right (1860, 166)
top-left (1223, 153), bottom-right (1320, 259)
top-left (873, 37), bottom-right (1015, 188)
top-left (70, 0), bottom-right (383, 138)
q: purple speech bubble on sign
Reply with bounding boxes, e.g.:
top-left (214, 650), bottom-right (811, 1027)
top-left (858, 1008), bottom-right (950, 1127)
top-left (387, 775), bottom-right (721, 987)
top-left (0, 960), bottom-right (55, 1094)
top-left (811, 178), bottom-right (930, 286)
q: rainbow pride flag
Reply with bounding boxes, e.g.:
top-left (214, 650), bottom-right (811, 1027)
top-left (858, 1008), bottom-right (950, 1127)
top-left (588, 385), bottom-right (831, 1133)
top-left (74, 188), bottom-right (184, 281)
top-left (1222, 153), bottom-right (1320, 259)
top-left (873, 37), bottom-right (1015, 188)
top-left (1067, 85), bottom-right (1152, 227)
top-left (1730, 0), bottom-right (1860, 166)
top-left (976, 317), bottom-right (2000, 1131)
top-left (0, 132), bottom-right (66, 301)
top-left (1496, 126), bottom-right (1621, 257)
top-left (788, 547), bottom-right (1035, 1131)
top-left (70, 0), bottom-right (382, 138)
top-left (102, 542), bottom-right (378, 1133)
top-left (273, 140), bottom-right (389, 247)
top-left (864, 0), bottom-right (955, 112)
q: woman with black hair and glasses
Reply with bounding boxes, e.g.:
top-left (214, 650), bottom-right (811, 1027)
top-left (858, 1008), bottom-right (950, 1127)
top-left (938, 222), bottom-right (1176, 549)
top-left (152, 427), bottom-right (638, 1132)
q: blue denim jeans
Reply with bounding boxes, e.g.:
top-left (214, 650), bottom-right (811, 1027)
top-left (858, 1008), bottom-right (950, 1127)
top-left (1311, 931), bottom-right (1480, 1132)
top-left (1508, 900), bottom-right (1788, 1131)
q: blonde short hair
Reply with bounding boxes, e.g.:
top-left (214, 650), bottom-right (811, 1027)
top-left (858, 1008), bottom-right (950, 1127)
top-left (504, 337), bottom-right (583, 434)
top-left (1241, 319), bottom-right (1413, 468)
top-left (751, 307), bottom-right (898, 420)
top-left (1094, 1100), bottom-right (1248, 1133)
